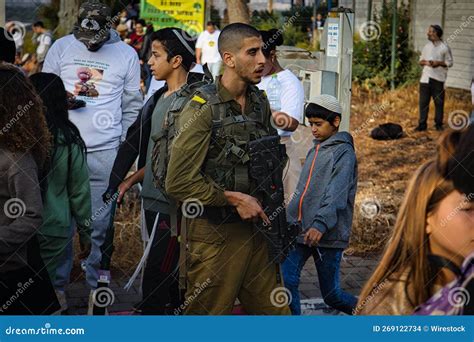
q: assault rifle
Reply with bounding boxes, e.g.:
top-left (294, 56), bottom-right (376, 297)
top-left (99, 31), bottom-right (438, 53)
top-left (248, 136), bottom-right (299, 263)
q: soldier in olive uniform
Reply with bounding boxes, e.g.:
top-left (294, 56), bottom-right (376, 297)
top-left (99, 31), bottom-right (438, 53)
top-left (165, 23), bottom-right (291, 315)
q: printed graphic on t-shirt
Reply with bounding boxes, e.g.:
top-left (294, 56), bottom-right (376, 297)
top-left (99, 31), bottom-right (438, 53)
top-left (208, 41), bottom-right (215, 47)
top-left (74, 66), bottom-right (103, 98)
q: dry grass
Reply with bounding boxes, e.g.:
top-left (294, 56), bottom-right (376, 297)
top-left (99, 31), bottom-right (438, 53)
top-left (74, 83), bottom-right (472, 275)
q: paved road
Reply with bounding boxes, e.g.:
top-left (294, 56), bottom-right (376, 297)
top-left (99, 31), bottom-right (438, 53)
top-left (65, 253), bottom-right (380, 315)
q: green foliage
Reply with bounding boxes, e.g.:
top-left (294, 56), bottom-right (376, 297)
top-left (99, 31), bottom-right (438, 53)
top-left (37, 0), bottom-right (60, 33)
top-left (352, 1), bottom-right (421, 90)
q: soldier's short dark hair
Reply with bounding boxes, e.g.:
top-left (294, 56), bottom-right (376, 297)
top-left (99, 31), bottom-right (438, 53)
top-left (218, 23), bottom-right (261, 56)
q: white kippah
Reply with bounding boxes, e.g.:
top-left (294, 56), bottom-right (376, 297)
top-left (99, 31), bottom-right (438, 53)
top-left (308, 94), bottom-right (342, 114)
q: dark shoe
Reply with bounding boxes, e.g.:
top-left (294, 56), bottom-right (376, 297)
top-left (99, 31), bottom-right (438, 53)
top-left (415, 125), bottom-right (427, 132)
top-left (435, 125), bottom-right (444, 131)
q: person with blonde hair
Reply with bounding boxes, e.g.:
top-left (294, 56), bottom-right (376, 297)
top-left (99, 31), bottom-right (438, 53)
top-left (356, 129), bottom-right (474, 315)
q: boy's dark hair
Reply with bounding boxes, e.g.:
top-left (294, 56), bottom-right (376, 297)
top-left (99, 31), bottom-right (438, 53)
top-left (305, 103), bottom-right (341, 125)
top-left (260, 29), bottom-right (283, 58)
top-left (33, 21), bottom-right (45, 28)
top-left (150, 28), bottom-right (196, 72)
top-left (218, 23), bottom-right (261, 56)
top-left (206, 21), bottom-right (215, 27)
top-left (430, 24), bottom-right (443, 39)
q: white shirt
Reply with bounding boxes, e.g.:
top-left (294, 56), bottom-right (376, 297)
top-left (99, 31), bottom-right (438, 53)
top-left (196, 30), bottom-right (221, 64)
top-left (36, 32), bottom-right (53, 62)
top-left (43, 34), bottom-right (141, 152)
top-left (420, 40), bottom-right (453, 83)
top-left (257, 69), bottom-right (305, 137)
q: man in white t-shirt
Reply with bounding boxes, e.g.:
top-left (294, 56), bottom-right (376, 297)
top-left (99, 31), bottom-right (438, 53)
top-left (257, 29), bottom-right (305, 201)
top-left (196, 21), bottom-right (221, 79)
top-left (32, 21), bottom-right (53, 66)
top-left (416, 25), bottom-right (453, 131)
top-left (43, 0), bottom-right (142, 303)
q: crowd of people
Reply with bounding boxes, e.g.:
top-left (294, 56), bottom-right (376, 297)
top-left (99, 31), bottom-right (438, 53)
top-left (0, 0), bottom-right (472, 316)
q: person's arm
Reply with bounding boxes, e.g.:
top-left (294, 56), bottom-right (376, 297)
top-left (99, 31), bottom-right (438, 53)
top-left (121, 52), bottom-right (142, 142)
top-left (196, 48), bottom-right (202, 64)
top-left (117, 167), bottom-right (145, 205)
top-left (165, 100), bottom-right (228, 206)
top-left (272, 112), bottom-right (299, 131)
top-left (195, 33), bottom-right (204, 64)
top-left (308, 148), bottom-right (357, 235)
top-left (433, 45), bottom-right (453, 68)
top-left (273, 76), bottom-right (304, 132)
top-left (42, 39), bottom-right (61, 75)
top-left (66, 144), bottom-right (92, 257)
top-left (0, 161), bottom-right (42, 253)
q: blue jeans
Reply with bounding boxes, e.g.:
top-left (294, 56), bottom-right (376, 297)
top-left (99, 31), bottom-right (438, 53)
top-left (282, 245), bottom-right (357, 315)
top-left (85, 148), bottom-right (118, 288)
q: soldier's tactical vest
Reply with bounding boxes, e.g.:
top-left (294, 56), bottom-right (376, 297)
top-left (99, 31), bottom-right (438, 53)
top-left (151, 79), bottom-right (211, 191)
top-left (198, 83), bottom-right (272, 195)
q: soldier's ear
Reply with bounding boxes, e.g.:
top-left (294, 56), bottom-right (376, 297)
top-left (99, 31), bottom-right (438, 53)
top-left (222, 51), bottom-right (235, 68)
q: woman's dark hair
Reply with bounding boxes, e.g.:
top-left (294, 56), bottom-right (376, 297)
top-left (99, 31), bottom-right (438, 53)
top-left (29, 73), bottom-right (86, 192)
top-left (430, 25), bottom-right (443, 39)
top-left (136, 19), bottom-right (146, 27)
top-left (150, 28), bottom-right (196, 72)
top-left (0, 28), bottom-right (16, 63)
top-left (305, 103), bottom-right (340, 125)
top-left (0, 64), bottom-right (51, 175)
top-left (260, 29), bottom-right (284, 58)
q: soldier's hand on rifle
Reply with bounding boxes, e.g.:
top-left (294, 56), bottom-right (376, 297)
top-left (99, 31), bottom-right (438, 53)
top-left (304, 228), bottom-right (323, 247)
top-left (225, 191), bottom-right (270, 224)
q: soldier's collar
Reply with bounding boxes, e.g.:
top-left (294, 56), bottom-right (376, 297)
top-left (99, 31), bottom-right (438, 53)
top-left (216, 76), bottom-right (253, 104)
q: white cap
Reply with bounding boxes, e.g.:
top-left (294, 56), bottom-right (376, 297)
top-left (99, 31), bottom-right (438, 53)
top-left (308, 94), bottom-right (342, 114)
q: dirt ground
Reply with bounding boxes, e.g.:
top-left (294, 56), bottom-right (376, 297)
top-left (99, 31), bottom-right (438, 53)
top-left (73, 84), bottom-right (472, 277)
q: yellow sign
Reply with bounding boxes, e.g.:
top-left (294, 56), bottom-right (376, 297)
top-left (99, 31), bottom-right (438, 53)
top-left (140, 0), bottom-right (205, 37)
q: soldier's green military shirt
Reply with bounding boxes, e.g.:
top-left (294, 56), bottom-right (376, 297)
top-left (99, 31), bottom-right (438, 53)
top-left (165, 78), bottom-right (276, 205)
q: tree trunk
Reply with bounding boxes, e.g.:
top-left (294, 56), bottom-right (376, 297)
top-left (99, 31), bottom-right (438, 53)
top-left (58, 0), bottom-right (81, 35)
top-left (225, 0), bottom-right (250, 24)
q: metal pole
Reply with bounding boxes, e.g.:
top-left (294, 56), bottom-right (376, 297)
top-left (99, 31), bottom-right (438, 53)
top-left (367, 0), bottom-right (372, 22)
top-left (390, 0), bottom-right (397, 90)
